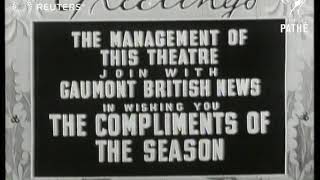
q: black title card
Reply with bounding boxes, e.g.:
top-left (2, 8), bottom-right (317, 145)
top-left (33, 20), bottom-right (286, 177)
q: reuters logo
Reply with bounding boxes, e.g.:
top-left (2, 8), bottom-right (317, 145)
top-left (9, 0), bottom-right (84, 15)
top-left (9, 0), bottom-right (33, 17)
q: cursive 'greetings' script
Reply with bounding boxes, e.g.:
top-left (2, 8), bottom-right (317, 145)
top-left (67, 0), bottom-right (257, 19)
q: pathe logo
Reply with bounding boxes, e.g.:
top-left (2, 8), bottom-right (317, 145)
top-left (280, 0), bottom-right (306, 17)
top-left (279, 0), bottom-right (309, 34)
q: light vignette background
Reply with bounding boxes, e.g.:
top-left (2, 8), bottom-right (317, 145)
top-left (5, 0), bottom-right (314, 180)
